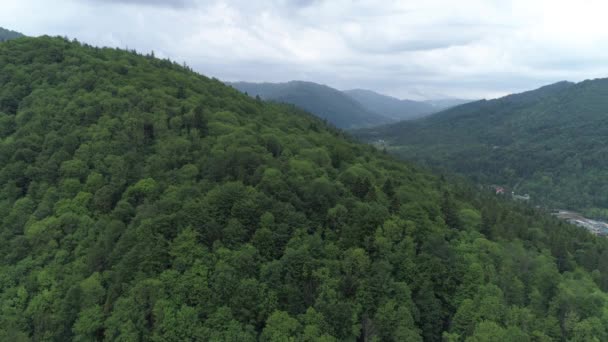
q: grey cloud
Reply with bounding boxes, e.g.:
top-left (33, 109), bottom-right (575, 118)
top-left (349, 38), bottom-right (476, 54)
top-left (86, 0), bottom-right (195, 8)
top-left (525, 56), bottom-right (608, 72)
top-left (285, 0), bottom-right (320, 8)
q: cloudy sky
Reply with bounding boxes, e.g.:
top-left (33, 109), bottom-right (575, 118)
top-left (2, 0), bottom-right (608, 100)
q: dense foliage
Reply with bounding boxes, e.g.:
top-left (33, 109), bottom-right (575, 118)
top-left (2, 37), bottom-right (608, 341)
top-left (0, 27), bottom-right (24, 42)
top-left (229, 81), bottom-right (392, 129)
top-left (356, 80), bottom-right (608, 218)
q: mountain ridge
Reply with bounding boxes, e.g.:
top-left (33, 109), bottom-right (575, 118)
top-left (229, 80), bottom-right (471, 128)
top-left (355, 78), bottom-right (608, 216)
top-left (228, 80), bottom-right (393, 129)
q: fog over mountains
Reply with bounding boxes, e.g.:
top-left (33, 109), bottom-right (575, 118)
top-left (343, 88), bottom-right (471, 121)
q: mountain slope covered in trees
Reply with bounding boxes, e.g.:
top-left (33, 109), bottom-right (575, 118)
top-left (356, 80), bottom-right (608, 218)
top-left (2, 37), bottom-right (608, 341)
top-left (228, 81), bottom-right (392, 129)
top-left (0, 27), bottom-right (24, 41)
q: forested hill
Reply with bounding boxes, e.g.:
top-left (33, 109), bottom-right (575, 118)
top-left (0, 27), bottom-right (24, 41)
top-left (3, 36), bottom-right (608, 341)
top-left (228, 81), bottom-right (393, 129)
top-left (355, 79), bottom-right (608, 217)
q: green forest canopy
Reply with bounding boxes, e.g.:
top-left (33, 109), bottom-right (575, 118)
top-left (1, 36), bottom-right (608, 341)
top-left (356, 80), bottom-right (608, 219)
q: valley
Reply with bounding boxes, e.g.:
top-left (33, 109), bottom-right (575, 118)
top-left (356, 79), bottom-right (608, 221)
top-left (229, 81), bottom-right (470, 129)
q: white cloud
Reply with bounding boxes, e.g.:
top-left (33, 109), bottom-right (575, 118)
top-left (1, 0), bottom-right (608, 99)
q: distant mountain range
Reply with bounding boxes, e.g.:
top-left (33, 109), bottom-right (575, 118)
top-left (0, 27), bottom-right (24, 41)
top-left (343, 89), bottom-right (470, 121)
top-left (355, 78), bottom-right (608, 217)
top-left (228, 81), bottom-right (392, 129)
top-left (229, 81), bottom-right (471, 129)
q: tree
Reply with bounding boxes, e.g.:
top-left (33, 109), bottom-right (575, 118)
top-left (441, 191), bottom-right (461, 229)
top-left (260, 311), bottom-right (300, 342)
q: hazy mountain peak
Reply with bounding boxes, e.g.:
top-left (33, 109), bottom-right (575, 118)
top-left (229, 81), bottom-right (474, 127)
top-left (0, 27), bottom-right (24, 41)
top-left (343, 88), bottom-right (472, 121)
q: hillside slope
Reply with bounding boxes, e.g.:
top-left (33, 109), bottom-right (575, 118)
top-left (2, 37), bottom-right (608, 341)
top-left (355, 80), bottom-right (608, 216)
top-left (229, 81), bottom-right (392, 129)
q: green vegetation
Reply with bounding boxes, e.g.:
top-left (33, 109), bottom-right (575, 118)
top-left (356, 80), bottom-right (608, 218)
top-left (0, 27), bottom-right (24, 41)
top-left (229, 81), bottom-right (393, 129)
top-left (2, 36), bottom-right (608, 341)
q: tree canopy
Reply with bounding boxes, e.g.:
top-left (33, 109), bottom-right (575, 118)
top-left (1, 36), bottom-right (608, 341)
top-left (356, 80), bottom-right (608, 219)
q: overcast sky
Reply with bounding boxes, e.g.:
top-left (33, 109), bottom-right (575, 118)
top-left (2, 0), bottom-right (608, 100)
